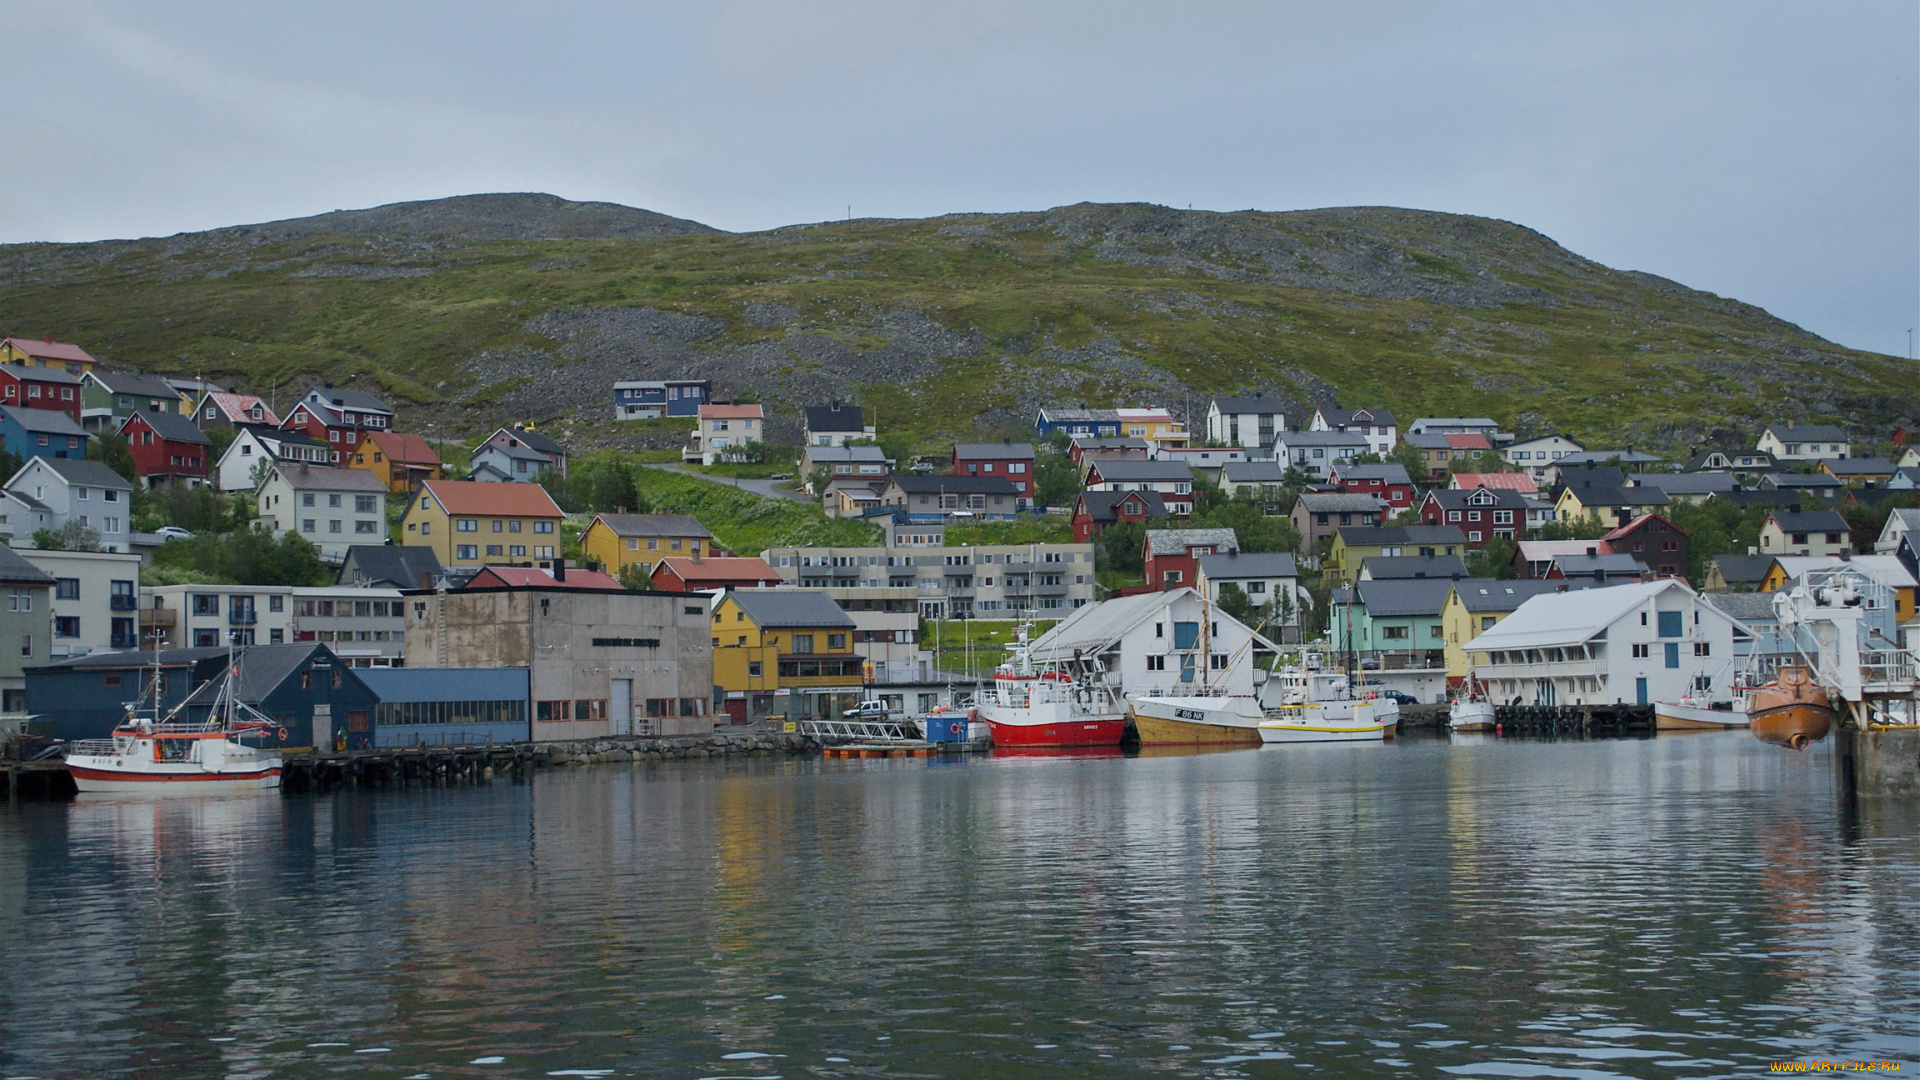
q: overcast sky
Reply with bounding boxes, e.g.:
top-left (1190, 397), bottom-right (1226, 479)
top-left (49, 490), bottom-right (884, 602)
top-left (4, 1), bottom-right (1915, 356)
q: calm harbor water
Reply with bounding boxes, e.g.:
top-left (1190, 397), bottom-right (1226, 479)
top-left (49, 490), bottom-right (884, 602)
top-left (2, 734), bottom-right (1916, 1079)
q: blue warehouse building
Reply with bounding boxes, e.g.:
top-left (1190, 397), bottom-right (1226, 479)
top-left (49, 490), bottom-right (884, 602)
top-left (613, 379), bottom-right (710, 420)
top-left (356, 667), bottom-right (530, 748)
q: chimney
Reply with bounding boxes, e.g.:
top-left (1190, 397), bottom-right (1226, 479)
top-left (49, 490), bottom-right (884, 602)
top-left (1788, 419), bottom-right (1795, 431)
top-left (43, 334), bottom-right (52, 343)
top-left (1585, 546), bottom-right (1597, 556)
top-left (553, 559), bottom-right (566, 582)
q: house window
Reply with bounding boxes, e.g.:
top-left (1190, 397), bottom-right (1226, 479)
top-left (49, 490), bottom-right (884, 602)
top-left (457, 519), bottom-right (478, 532)
top-left (792, 634), bottom-right (814, 654)
top-left (55, 578), bottom-right (79, 600)
top-left (54, 616), bottom-right (80, 637)
top-left (1146, 655), bottom-right (1166, 671)
top-left (456, 545), bottom-right (478, 559)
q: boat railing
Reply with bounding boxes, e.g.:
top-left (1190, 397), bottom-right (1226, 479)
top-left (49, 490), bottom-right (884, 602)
top-left (796, 718), bottom-right (922, 743)
top-left (1860, 648), bottom-right (1917, 688)
top-left (67, 739), bottom-right (119, 756)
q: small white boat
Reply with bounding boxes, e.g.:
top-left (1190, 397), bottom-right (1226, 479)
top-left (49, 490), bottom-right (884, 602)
top-left (1449, 672), bottom-right (1496, 733)
top-left (1255, 663), bottom-right (1396, 743)
top-left (65, 650), bottom-right (283, 793)
top-left (1653, 697), bottom-right (1749, 731)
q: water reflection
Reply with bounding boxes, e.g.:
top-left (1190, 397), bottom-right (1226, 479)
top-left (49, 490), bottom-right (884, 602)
top-left (0, 736), bottom-right (1913, 1078)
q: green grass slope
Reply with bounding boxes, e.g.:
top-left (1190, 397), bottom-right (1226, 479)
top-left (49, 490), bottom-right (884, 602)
top-left (2, 195), bottom-right (1909, 457)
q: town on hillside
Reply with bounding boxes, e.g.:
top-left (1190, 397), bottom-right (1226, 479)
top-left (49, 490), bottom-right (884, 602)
top-left (2, 332), bottom-right (1917, 749)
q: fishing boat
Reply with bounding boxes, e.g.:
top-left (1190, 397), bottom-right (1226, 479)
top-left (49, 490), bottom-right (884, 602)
top-left (1747, 664), bottom-right (1835, 750)
top-left (1127, 694), bottom-right (1264, 746)
top-left (65, 651), bottom-right (284, 793)
top-left (975, 622), bottom-right (1126, 748)
top-left (1448, 671), bottom-right (1496, 733)
top-left (1255, 663), bottom-right (1396, 744)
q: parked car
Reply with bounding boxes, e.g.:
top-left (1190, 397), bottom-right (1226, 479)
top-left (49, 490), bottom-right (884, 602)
top-left (1377, 690), bottom-right (1419, 705)
top-left (154, 526), bottom-right (195, 541)
top-left (843, 699), bottom-right (899, 720)
top-left (769, 473), bottom-right (793, 481)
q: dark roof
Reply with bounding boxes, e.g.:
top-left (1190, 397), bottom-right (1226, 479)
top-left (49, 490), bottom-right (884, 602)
top-left (1221, 461), bottom-right (1289, 484)
top-left (1554, 464), bottom-right (1629, 489)
top-left (87, 371), bottom-right (181, 398)
top-left (805, 404), bottom-right (868, 433)
top-left (28, 645), bottom-right (229, 672)
top-left (728, 589), bottom-right (856, 629)
top-left (1074, 490), bottom-right (1168, 523)
top-left (1334, 525), bottom-right (1469, 547)
top-left (340, 545), bottom-right (444, 589)
top-left (498, 426), bottom-right (566, 456)
top-left (1211, 395), bottom-right (1287, 414)
top-left (1402, 432), bottom-right (1452, 450)
top-left (0, 363), bottom-right (82, 386)
top-left (1086, 460), bottom-right (1195, 483)
top-left (1278, 429), bottom-right (1370, 447)
top-left (0, 404), bottom-right (86, 436)
top-left (1566, 484), bottom-right (1669, 508)
top-left (1361, 554), bottom-right (1470, 580)
top-left (1551, 553), bottom-right (1647, 576)
top-left (1332, 462), bottom-right (1411, 484)
top-left (1701, 591), bottom-right (1780, 623)
top-left (1423, 487), bottom-right (1529, 510)
top-left (1711, 554), bottom-right (1776, 585)
top-left (356, 666), bottom-right (529, 703)
top-left (953, 442), bottom-right (1036, 460)
top-left (1317, 406), bottom-right (1397, 428)
top-left (887, 475), bottom-right (1019, 496)
top-left (27, 457), bottom-right (134, 489)
top-left (1351, 577), bottom-right (1455, 618)
top-left (475, 442), bottom-right (550, 463)
top-left (1069, 436), bottom-right (1149, 450)
top-left (1196, 552), bottom-right (1297, 579)
top-left (309, 386), bottom-right (393, 414)
top-left (1716, 489), bottom-right (1823, 509)
top-left (0, 543), bottom-right (56, 586)
top-left (125, 409), bottom-right (212, 445)
top-left (1631, 472), bottom-right (1738, 495)
top-left (1761, 472), bottom-right (1843, 489)
top-left (1452, 578), bottom-right (1602, 613)
top-left (593, 513), bottom-right (714, 539)
top-left (1768, 509), bottom-right (1849, 533)
top-left (1294, 492), bottom-right (1386, 513)
top-left (1822, 457), bottom-right (1897, 475)
top-left (1763, 422), bottom-right (1849, 442)
top-left (272, 463), bottom-right (389, 492)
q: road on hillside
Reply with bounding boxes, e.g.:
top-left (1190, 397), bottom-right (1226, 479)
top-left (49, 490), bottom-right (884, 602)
top-left (642, 463), bottom-right (811, 502)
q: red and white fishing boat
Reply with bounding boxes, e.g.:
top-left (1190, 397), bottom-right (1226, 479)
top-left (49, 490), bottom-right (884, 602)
top-left (974, 622), bottom-right (1126, 748)
top-left (65, 652), bottom-right (283, 793)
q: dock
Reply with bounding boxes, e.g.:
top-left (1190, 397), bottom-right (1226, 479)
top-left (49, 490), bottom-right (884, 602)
top-left (1489, 703), bottom-right (1655, 737)
top-left (821, 742), bottom-right (947, 759)
top-left (1, 760), bottom-right (77, 800)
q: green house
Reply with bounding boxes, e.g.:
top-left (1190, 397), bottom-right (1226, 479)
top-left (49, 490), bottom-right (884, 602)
top-left (1328, 577), bottom-right (1457, 666)
top-left (80, 371), bottom-right (182, 433)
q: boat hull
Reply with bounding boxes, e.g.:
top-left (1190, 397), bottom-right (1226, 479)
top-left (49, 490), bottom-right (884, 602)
top-left (1127, 696), bottom-right (1263, 747)
top-left (1448, 700), bottom-right (1497, 733)
top-left (1258, 720), bottom-right (1390, 744)
top-left (69, 765), bottom-right (282, 793)
top-left (985, 717), bottom-right (1127, 748)
top-left (1746, 666), bottom-right (1835, 750)
top-left (1259, 699), bottom-right (1395, 744)
top-left (1653, 700), bottom-right (1749, 731)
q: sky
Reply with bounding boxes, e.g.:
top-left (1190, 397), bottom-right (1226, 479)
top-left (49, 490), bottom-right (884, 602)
top-left (3, 1), bottom-right (1916, 358)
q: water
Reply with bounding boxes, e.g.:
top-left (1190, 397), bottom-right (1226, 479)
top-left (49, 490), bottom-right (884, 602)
top-left (2, 734), bottom-right (1917, 1078)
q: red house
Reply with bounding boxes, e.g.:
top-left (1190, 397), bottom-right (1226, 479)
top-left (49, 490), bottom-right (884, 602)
top-left (464, 565), bottom-right (625, 592)
top-left (1600, 514), bottom-right (1690, 581)
top-left (120, 410), bottom-right (213, 486)
top-left (952, 441), bottom-right (1037, 504)
top-left (1327, 462), bottom-right (1415, 509)
top-left (650, 556), bottom-right (783, 592)
top-left (0, 364), bottom-right (83, 420)
top-left (1143, 528), bottom-right (1239, 590)
top-left (281, 385), bottom-right (394, 454)
top-left (1071, 490), bottom-right (1168, 543)
top-left (1417, 487), bottom-right (1530, 546)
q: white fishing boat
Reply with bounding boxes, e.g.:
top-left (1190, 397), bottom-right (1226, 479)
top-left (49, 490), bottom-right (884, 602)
top-left (1654, 657), bottom-right (1755, 731)
top-left (1448, 670), bottom-right (1496, 733)
top-left (65, 651), bottom-right (283, 793)
top-left (1254, 662), bottom-right (1396, 744)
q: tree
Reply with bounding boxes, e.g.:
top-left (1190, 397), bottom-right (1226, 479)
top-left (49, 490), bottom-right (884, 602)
top-left (150, 527), bottom-right (332, 586)
top-left (1535, 516), bottom-right (1611, 541)
top-left (1388, 440), bottom-right (1428, 482)
top-left (89, 432), bottom-right (137, 486)
top-left (33, 520), bottom-right (103, 552)
top-left (1216, 581), bottom-right (1253, 622)
top-left (1101, 521), bottom-right (1145, 574)
top-left (589, 466), bottom-right (641, 514)
top-left (1194, 495), bottom-right (1301, 553)
top-left (1467, 536), bottom-right (1518, 579)
top-left (1032, 447), bottom-right (1081, 510)
top-left (617, 562), bottom-right (653, 591)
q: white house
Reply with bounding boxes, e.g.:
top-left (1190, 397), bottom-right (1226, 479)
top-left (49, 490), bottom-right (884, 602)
top-left (467, 442), bottom-right (549, 483)
top-left (1026, 588), bottom-right (1278, 700)
top-left (1309, 407), bottom-right (1397, 455)
top-left (1758, 509), bottom-right (1851, 559)
top-left (1205, 396), bottom-right (1289, 449)
top-left (1501, 434), bottom-right (1586, 481)
top-left (1408, 417), bottom-right (1504, 438)
top-left (1194, 552), bottom-right (1301, 628)
top-left (215, 426), bottom-right (335, 491)
top-left (685, 403), bottom-right (766, 465)
top-left (1756, 422), bottom-right (1850, 462)
top-left (1465, 578), bottom-right (1743, 707)
top-left (255, 463), bottom-right (390, 561)
top-left (1875, 508), bottom-right (1920, 555)
top-left (20, 548), bottom-right (141, 658)
top-left (1273, 430), bottom-right (1369, 479)
top-left (5, 458), bottom-right (134, 553)
top-left (804, 403), bottom-right (874, 448)
top-left (1081, 460), bottom-right (1196, 516)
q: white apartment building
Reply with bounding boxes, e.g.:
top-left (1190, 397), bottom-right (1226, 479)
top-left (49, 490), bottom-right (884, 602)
top-left (1500, 434), bottom-right (1585, 482)
top-left (21, 548), bottom-right (141, 658)
top-left (215, 426), bottom-right (334, 491)
top-left (140, 584), bottom-right (404, 663)
top-left (1464, 579), bottom-right (1742, 707)
top-left (1309, 407), bottom-right (1397, 456)
top-left (762, 541), bottom-right (1097, 619)
top-left (255, 463), bottom-right (390, 561)
top-left (1205, 396), bottom-right (1289, 449)
top-left (5, 458), bottom-right (135, 553)
top-left (1756, 422), bottom-right (1850, 462)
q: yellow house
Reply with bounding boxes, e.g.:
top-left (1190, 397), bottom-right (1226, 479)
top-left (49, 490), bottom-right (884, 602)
top-left (580, 513), bottom-right (716, 577)
top-left (0, 336), bottom-right (98, 375)
top-left (710, 590), bottom-right (862, 725)
top-left (348, 430), bottom-right (447, 494)
top-left (1326, 525), bottom-right (1465, 586)
top-left (1554, 484), bottom-right (1670, 527)
top-left (400, 479), bottom-right (564, 568)
top-left (1441, 579), bottom-right (1599, 677)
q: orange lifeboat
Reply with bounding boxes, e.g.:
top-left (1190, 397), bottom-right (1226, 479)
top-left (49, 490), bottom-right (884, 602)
top-left (1747, 665), bottom-right (1836, 751)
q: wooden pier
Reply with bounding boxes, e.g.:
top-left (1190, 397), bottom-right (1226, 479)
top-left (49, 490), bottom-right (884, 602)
top-left (282, 745), bottom-right (537, 792)
top-left (1, 761), bottom-right (77, 800)
top-left (821, 742), bottom-right (944, 759)
top-left (1490, 703), bottom-right (1655, 738)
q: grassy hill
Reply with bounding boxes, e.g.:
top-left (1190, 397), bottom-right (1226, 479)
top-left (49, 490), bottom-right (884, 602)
top-left (2, 194), bottom-right (1910, 457)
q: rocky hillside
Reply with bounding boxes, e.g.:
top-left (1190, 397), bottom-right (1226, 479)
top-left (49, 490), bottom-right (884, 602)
top-left (0, 194), bottom-right (1909, 454)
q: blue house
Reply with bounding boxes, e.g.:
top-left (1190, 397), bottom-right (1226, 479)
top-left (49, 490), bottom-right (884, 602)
top-left (0, 404), bottom-right (88, 460)
top-left (357, 667), bottom-right (531, 748)
top-left (613, 379), bottom-right (710, 420)
top-left (1034, 407), bottom-right (1122, 439)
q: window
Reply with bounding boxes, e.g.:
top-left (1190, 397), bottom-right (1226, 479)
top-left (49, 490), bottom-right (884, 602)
top-left (1694, 642), bottom-right (1711, 656)
top-left (355, 495), bottom-right (376, 513)
top-left (1631, 643), bottom-right (1650, 658)
top-left (827, 633), bottom-right (846, 649)
top-left (302, 518), bottom-right (316, 533)
top-left (1146, 655), bottom-right (1166, 671)
top-left (792, 634), bottom-right (814, 653)
top-left (486, 545), bottom-right (503, 556)
top-left (19, 634), bottom-right (30, 658)
top-left (456, 545), bottom-right (478, 559)
top-left (748, 661), bottom-right (763, 677)
top-left (492, 519), bottom-right (504, 533)
top-left (510, 545), bottom-right (526, 557)
top-left (328, 520), bottom-right (342, 533)
top-left (54, 616), bottom-right (80, 637)
top-left (1664, 643), bottom-right (1681, 669)
top-left (356, 520), bottom-right (378, 534)
top-left (457, 519), bottom-right (478, 532)
top-left (55, 578), bottom-right (79, 600)
top-left (534, 521), bottom-right (554, 534)
top-left (302, 493), bottom-right (316, 507)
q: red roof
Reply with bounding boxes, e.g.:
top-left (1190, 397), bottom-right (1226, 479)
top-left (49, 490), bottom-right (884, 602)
top-left (651, 556), bottom-right (780, 587)
top-left (698, 403), bottom-right (764, 420)
top-left (418, 479), bottom-right (563, 517)
top-left (1451, 472), bottom-right (1538, 493)
top-left (360, 430), bottom-right (443, 468)
top-left (204, 391), bottom-right (280, 425)
top-left (1600, 513), bottom-right (1688, 542)
top-left (1443, 433), bottom-right (1493, 451)
top-left (1, 337), bottom-right (96, 365)
top-left (463, 565), bottom-right (624, 591)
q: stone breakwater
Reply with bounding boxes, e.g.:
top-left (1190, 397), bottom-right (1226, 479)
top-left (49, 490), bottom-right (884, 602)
top-left (535, 732), bottom-right (821, 766)
top-left (276, 732), bottom-right (824, 793)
